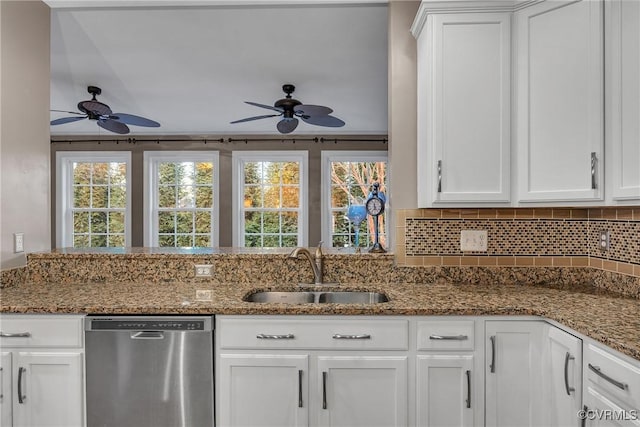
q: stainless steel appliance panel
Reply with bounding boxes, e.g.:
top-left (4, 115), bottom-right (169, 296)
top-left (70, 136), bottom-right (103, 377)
top-left (85, 316), bottom-right (214, 427)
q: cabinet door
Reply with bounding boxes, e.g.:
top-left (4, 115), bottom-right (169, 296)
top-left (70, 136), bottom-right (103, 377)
top-left (607, 0), bottom-right (640, 201)
top-left (485, 321), bottom-right (546, 427)
top-left (217, 354), bottom-right (309, 427)
top-left (417, 12), bottom-right (511, 206)
top-left (584, 387), bottom-right (640, 427)
top-left (316, 356), bottom-right (407, 427)
top-left (515, 0), bottom-right (604, 202)
top-left (13, 351), bottom-right (83, 427)
top-left (548, 327), bottom-right (583, 427)
top-left (0, 353), bottom-right (12, 427)
top-left (416, 354), bottom-right (474, 427)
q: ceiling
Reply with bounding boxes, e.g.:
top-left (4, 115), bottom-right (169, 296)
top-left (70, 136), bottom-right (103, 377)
top-left (47, 1), bottom-right (389, 136)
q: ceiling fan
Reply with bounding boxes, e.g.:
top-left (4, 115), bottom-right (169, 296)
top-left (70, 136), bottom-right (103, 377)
top-left (230, 84), bottom-right (345, 134)
top-left (50, 86), bottom-right (160, 134)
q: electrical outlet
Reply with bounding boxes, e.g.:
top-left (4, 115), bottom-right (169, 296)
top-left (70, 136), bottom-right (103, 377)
top-left (195, 290), bottom-right (213, 301)
top-left (194, 264), bottom-right (213, 277)
top-left (599, 230), bottom-right (610, 251)
top-left (13, 233), bottom-right (24, 253)
top-left (460, 230), bottom-right (488, 252)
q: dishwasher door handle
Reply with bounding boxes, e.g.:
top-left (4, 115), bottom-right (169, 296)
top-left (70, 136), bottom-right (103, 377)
top-left (131, 331), bottom-right (165, 339)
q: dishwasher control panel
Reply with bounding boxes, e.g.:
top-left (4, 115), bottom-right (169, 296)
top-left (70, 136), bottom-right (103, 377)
top-left (86, 317), bottom-right (210, 331)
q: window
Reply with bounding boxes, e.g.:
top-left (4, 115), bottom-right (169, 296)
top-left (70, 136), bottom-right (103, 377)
top-left (144, 151), bottom-right (219, 247)
top-left (56, 152), bottom-right (131, 248)
top-left (232, 151), bottom-right (308, 247)
top-left (321, 151), bottom-right (388, 249)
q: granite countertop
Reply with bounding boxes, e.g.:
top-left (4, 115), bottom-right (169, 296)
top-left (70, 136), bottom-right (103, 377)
top-left (1, 280), bottom-right (638, 360)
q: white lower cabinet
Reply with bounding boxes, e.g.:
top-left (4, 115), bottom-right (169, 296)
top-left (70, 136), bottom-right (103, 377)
top-left (547, 326), bottom-right (583, 427)
top-left (216, 316), bottom-right (409, 427)
top-left (0, 315), bottom-right (85, 427)
top-left (415, 320), bottom-right (479, 427)
top-left (417, 355), bottom-right (474, 427)
top-left (316, 356), bottom-right (407, 427)
top-left (485, 320), bottom-right (547, 427)
top-left (218, 354), bottom-right (309, 427)
top-left (583, 343), bottom-right (640, 427)
top-left (215, 315), bottom-right (640, 427)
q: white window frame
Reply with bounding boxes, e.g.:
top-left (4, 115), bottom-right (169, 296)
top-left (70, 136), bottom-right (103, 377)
top-left (143, 151), bottom-right (220, 247)
top-left (320, 150), bottom-right (389, 248)
top-left (232, 151), bottom-right (308, 247)
top-left (55, 151), bottom-right (132, 248)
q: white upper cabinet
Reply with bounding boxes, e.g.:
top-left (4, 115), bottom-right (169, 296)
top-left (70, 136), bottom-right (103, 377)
top-left (515, 0), bottom-right (604, 203)
top-left (412, 0), bottom-right (622, 206)
top-left (606, 0), bottom-right (640, 202)
top-left (413, 10), bottom-right (511, 206)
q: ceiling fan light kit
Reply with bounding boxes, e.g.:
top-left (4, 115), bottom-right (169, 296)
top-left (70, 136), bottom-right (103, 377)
top-left (50, 86), bottom-right (161, 135)
top-left (231, 84), bottom-right (346, 134)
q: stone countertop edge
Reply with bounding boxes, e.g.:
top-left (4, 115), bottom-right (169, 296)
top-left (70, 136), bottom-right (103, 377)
top-left (1, 281), bottom-right (638, 361)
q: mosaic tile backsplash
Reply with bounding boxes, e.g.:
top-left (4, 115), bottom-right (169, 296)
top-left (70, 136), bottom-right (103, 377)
top-left (406, 219), bottom-right (588, 256)
top-left (397, 207), bottom-right (640, 278)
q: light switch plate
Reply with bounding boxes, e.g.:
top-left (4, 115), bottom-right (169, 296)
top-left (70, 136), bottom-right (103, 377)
top-left (460, 230), bottom-right (488, 252)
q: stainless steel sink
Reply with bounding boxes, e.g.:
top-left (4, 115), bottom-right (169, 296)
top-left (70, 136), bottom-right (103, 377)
top-left (245, 291), bottom-right (316, 304)
top-left (317, 291), bottom-right (389, 304)
top-left (244, 291), bottom-right (389, 304)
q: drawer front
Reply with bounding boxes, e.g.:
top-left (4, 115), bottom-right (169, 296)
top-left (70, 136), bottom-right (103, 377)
top-left (585, 343), bottom-right (640, 409)
top-left (218, 318), bottom-right (408, 350)
top-left (417, 320), bottom-right (475, 351)
top-left (0, 315), bottom-right (84, 348)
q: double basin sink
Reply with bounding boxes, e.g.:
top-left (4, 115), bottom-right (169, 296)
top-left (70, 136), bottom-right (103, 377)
top-left (245, 290), bottom-right (389, 304)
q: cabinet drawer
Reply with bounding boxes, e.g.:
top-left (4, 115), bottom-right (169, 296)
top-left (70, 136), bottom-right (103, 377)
top-left (585, 343), bottom-right (640, 408)
top-left (417, 320), bottom-right (475, 351)
top-left (218, 317), bottom-right (408, 350)
top-left (0, 315), bottom-right (84, 348)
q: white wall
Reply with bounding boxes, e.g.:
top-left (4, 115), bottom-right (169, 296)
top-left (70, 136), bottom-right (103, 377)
top-left (0, 1), bottom-right (51, 269)
top-left (388, 0), bottom-right (419, 210)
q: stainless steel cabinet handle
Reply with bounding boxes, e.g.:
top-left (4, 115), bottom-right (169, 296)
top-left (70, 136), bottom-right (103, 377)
top-left (332, 334), bottom-right (371, 340)
top-left (298, 370), bottom-right (303, 408)
top-left (256, 334), bottom-right (295, 340)
top-left (322, 371), bottom-right (328, 410)
top-left (0, 332), bottom-right (31, 338)
top-left (437, 160), bottom-right (442, 193)
top-left (0, 367), bottom-right (3, 400)
top-left (465, 370), bottom-right (471, 409)
top-left (17, 367), bottom-right (26, 404)
top-left (564, 352), bottom-right (575, 395)
top-left (588, 364), bottom-right (628, 390)
top-left (591, 152), bottom-right (597, 190)
top-left (489, 336), bottom-right (496, 373)
top-left (429, 334), bottom-right (468, 341)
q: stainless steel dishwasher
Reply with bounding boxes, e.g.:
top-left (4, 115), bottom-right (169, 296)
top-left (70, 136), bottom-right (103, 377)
top-left (85, 316), bottom-right (214, 427)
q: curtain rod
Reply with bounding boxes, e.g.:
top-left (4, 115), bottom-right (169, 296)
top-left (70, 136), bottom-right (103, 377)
top-left (50, 136), bottom-right (388, 145)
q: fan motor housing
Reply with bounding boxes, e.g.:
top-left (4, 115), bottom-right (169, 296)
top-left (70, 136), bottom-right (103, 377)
top-left (274, 98), bottom-right (301, 118)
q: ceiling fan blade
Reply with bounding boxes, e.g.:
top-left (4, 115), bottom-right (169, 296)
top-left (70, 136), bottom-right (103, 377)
top-left (97, 118), bottom-right (130, 134)
top-left (245, 101), bottom-right (283, 113)
top-left (294, 104), bottom-right (333, 116)
top-left (80, 100), bottom-right (112, 116)
top-left (230, 114), bottom-right (281, 124)
top-left (50, 109), bottom-right (85, 115)
top-left (300, 114), bottom-right (345, 128)
top-left (111, 113), bottom-right (160, 127)
top-left (277, 118), bottom-right (299, 134)
top-left (50, 116), bottom-right (87, 125)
